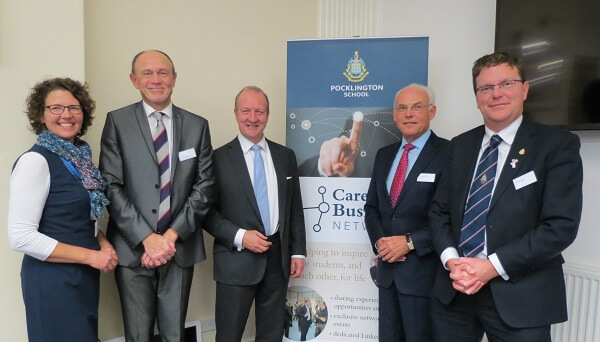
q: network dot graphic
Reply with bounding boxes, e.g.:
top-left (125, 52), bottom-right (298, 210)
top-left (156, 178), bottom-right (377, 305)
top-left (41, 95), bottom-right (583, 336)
top-left (303, 186), bottom-right (330, 232)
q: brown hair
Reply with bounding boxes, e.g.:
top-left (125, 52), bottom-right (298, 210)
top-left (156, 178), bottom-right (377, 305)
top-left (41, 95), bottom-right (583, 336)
top-left (25, 78), bottom-right (96, 136)
top-left (472, 52), bottom-right (526, 92)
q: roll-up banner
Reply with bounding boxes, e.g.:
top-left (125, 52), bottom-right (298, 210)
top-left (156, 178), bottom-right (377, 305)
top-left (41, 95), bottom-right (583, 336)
top-left (285, 37), bottom-right (429, 342)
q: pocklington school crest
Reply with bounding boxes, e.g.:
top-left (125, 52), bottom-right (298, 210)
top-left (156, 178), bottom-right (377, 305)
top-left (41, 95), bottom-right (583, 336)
top-left (343, 51), bottom-right (369, 82)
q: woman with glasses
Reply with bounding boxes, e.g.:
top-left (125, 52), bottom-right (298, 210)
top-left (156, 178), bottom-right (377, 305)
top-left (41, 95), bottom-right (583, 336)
top-left (8, 78), bottom-right (117, 341)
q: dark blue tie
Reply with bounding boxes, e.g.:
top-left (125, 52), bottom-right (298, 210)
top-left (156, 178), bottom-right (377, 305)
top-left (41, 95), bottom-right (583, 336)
top-left (459, 134), bottom-right (502, 257)
top-left (251, 144), bottom-right (270, 235)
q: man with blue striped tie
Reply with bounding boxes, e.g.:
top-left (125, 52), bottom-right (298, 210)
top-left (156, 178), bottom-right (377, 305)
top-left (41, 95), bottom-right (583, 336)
top-left (100, 50), bottom-right (214, 342)
top-left (429, 52), bottom-right (583, 342)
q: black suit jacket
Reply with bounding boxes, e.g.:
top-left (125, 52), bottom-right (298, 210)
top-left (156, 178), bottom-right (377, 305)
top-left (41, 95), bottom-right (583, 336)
top-left (205, 137), bottom-right (306, 285)
top-left (296, 305), bottom-right (312, 329)
top-left (365, 132), bottom-right (448, 297)
top-left (99, 101), bottom-right (214, 267)
top-left (429, 118), bottom-right (582, 328)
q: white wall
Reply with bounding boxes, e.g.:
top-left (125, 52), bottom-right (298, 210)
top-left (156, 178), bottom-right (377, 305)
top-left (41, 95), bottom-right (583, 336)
top-left (0, 1), bottom-right (86, 340)
top-left (378, 0), bottom-right (600, 271)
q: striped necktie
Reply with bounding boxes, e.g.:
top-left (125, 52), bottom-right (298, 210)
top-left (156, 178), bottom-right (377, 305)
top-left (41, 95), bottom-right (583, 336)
top-left (153, 111), bottom-right (171, 234)
top-left (459, 134), bottom-right (502, 257)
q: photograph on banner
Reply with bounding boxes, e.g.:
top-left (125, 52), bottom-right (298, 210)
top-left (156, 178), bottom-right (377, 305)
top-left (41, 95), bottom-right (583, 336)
top-left (286, 37), bottom-right (429, 342)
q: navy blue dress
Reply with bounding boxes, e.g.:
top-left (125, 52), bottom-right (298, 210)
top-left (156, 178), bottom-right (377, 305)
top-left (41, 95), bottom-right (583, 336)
top-left (19, 145), bottom-right (100, 342)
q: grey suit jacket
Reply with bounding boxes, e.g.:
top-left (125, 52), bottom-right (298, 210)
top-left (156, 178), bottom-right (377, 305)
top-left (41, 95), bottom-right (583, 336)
top-left (99, 101), bottom-right (214, 268)
top-left (205, 137), bottom-right (306, 285)
top-left (429, 118), bottom-right (582, 328)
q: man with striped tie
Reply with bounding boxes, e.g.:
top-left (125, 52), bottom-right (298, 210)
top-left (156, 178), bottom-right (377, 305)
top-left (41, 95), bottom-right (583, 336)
top-left (429, 52), bottom-right (583, 342)
top-left (100, 50), bottom-right (214, 342)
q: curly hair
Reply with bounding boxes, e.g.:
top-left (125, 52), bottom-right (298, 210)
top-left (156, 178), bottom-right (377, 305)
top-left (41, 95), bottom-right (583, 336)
top-left (25, 78), bottom-right (96, 136)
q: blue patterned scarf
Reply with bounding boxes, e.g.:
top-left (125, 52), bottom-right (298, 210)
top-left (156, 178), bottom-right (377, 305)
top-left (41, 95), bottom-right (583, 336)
top-left (36, 130), bottom-right (110, 219)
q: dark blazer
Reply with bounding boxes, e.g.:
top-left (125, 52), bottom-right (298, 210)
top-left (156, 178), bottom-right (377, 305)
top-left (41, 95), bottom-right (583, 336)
top-left (99, 101), bottom-right (214, 267)
top-left (205, 137), bottom-right (306, 285)
top-left (429, 118), bottom-right (582, 328)
top-left (365, 132), bottom-right (448, 297)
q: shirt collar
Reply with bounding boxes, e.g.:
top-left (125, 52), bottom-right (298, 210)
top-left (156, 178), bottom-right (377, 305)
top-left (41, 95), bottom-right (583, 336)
top-left (237, 133), bottom-right (267, 154)
top-left (401, 129), bottom-right (431, 151)
top-left (483, 115), bottom-right (522, 147)
top-left (142, 101), bottom-right (173, 119)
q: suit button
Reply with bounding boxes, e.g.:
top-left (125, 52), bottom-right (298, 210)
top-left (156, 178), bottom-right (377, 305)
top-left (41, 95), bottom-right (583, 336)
top-left (152, 209), bottom-right (157, 214)
top-left (155, 184), bottom-right (160, 189)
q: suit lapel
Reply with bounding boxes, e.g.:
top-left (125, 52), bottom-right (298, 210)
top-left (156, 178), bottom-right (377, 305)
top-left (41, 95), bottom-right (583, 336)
top-left (225, 138), bottom-right (263, 227)
top-left (379, 142), bottom-right (401, 207)
top-left (457, 128), bottom-right (486, 223)
top-left (395, 133), bottom-right (439, 207)
top-left (268, 140), bottom-right (286, 231)
top-left (170, 106), bottom-right (182, 179)
top-left (489, 119), bottom-right (536, 210)
top-left (134, 101), bottom-right (158, 164)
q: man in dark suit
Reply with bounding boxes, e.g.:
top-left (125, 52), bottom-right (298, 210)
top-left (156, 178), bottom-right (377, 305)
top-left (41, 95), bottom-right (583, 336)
top-left (205, 86), bottom-right (306, 342)
top-left (365, 84), bottom-right (448, 342)
top-left (429, 52), bottom-right (583, 341)
top-left (99, 50), bottom-right (214, 341)
top-left (296, 298), bottom-right (313, 341)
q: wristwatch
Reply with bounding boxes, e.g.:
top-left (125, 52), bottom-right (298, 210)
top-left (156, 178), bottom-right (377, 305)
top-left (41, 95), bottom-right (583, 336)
top-left (406, 233), bottom-right (415, 251)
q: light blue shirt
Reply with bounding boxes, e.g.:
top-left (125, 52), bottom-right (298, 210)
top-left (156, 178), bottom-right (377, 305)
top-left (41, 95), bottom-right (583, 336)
top-left (385, 130), bottom-right (432, 193)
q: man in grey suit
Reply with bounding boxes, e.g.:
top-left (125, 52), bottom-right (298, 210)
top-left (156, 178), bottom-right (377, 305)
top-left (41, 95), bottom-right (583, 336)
top-left (99, 50), bottom-right (214, 341)
top-left (365, 84), bottom-right (448, 342)
top-left (205, 86), bottom-right (306, 342)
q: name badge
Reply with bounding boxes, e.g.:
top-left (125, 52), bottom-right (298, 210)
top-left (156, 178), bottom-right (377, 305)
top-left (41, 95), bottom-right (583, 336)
top-left (178, 148), bottom-right (196, 161)
top-left (513, 171), bottom-right (537, 190)
top-left (417, 173), bottom-right (435, 182)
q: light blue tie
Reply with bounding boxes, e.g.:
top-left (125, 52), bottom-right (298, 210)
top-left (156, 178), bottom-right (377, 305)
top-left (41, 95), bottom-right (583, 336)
top-left (251, 144), bottom-right (270, 236)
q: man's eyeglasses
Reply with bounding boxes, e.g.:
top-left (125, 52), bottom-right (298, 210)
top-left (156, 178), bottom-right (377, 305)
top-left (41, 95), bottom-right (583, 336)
top-left (476, 80), bottom-right (524, 94)
top-left (394, 103), bottom-right (432, 114)
top-left (45, 105), bottom-right (83, 115)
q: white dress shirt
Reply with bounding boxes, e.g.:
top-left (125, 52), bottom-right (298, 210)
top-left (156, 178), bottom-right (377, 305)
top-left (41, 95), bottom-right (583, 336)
top-left (142, 101), bottom-right (174, 159)
top-left (233, 134), bottom-right (280, 248)
top-left (440, 116), bottom-right (523, 280)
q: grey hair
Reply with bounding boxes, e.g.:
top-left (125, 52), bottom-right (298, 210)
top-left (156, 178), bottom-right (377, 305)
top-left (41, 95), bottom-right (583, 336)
top-left (394, 83), bottom-right (436, 106)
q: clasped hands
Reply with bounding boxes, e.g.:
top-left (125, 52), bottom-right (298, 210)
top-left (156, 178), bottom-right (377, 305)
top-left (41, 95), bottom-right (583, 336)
top-left (91, 245), bottom-right (118, 272)
top-left (447, 257), bottom-right (499, 295)
top-left (141, 229), bottom-right (177, 268)
top-left (377, 236), bottom-right (409, 263)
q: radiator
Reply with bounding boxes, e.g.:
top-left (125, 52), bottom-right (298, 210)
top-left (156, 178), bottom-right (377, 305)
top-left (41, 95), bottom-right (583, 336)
top-left (551, 263), bottom-right (600, 342)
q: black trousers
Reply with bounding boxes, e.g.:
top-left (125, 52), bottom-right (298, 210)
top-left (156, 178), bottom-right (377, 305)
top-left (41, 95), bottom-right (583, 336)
top-left (432, 285), bottom-right (551, 342)
top-left (215, 233), bottom-right (287, 342)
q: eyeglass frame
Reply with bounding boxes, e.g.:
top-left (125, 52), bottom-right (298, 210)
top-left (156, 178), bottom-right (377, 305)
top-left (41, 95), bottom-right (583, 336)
top-left (45, 105), bottom-right (83, 115)
top-left (475, 79), bottom-right (524, 94)
top-left (393, 103), bottom-right (433, 114)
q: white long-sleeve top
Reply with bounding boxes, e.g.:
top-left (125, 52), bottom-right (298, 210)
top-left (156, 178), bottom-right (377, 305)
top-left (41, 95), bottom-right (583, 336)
top-left (8, 152), bottom-right (58, 260)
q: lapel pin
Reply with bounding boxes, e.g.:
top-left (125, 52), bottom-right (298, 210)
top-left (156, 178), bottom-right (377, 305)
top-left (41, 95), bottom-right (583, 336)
top-left (481, 174), bottom-right (487, 185)
top-left (519, 148), bottom-right (525, 155)
top-left (510, 159), bottom-right (518, 168)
